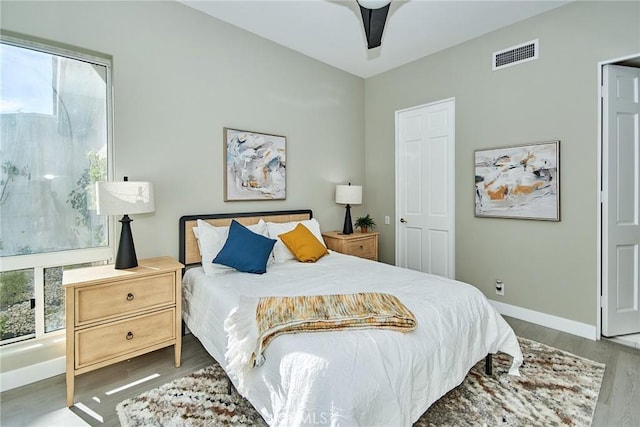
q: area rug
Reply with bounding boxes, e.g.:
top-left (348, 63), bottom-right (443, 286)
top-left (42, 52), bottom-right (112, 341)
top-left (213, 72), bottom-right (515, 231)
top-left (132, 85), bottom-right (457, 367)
top-left (116, 338), bottom-right (605, 426)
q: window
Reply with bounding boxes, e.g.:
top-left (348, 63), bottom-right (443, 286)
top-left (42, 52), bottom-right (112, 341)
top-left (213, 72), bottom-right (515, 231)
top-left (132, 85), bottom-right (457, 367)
top-left (0, 35), bottom-right (113, 345)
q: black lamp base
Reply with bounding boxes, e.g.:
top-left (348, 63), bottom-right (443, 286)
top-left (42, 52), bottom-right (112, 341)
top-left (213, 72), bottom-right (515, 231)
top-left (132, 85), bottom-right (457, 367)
top-left (115, 214), bottom-right (138, 269)
top-left (342, 204), bottom-right (354, 235)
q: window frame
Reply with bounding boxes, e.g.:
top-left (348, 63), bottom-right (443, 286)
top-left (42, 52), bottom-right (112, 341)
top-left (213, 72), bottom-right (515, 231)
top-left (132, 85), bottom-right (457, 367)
top-left (0, 33), bottom-right (115, 348)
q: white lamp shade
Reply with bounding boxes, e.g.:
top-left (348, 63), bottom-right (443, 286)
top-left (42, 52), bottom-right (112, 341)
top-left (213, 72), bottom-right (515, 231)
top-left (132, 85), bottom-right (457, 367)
top-left (335, 184), bottom-right (362, 205)
top-left (95, 181), bottom-right (155, 216)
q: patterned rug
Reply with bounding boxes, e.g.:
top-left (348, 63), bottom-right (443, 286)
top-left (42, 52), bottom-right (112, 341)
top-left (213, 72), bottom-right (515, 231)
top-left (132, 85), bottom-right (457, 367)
top-left (116, 338), bottom-right (605, 426)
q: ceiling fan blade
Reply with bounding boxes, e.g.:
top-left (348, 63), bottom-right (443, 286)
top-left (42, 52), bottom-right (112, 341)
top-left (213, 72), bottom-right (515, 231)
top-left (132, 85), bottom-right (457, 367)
top-left (359, 3), bottom-right (390, 49)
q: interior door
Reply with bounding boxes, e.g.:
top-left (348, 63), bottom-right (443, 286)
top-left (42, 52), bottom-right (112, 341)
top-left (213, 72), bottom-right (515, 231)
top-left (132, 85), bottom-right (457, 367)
top-left (396, 99), bottom-right (455, 278)
top-left (602, 64), bottom-right (640, 337)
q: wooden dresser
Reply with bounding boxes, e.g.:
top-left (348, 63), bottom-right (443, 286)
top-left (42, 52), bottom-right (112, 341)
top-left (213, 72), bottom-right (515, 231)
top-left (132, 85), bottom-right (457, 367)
top-left (63, 256), bottom-right (183, 407)
top-left (322, 231), bottom-right (379, 261)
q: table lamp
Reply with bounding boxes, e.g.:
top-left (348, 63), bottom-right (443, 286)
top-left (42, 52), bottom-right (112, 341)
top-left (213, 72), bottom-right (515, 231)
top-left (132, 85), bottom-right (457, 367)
top-left (96, 177), bottom-right (155, 269)
top-left (335, 183), bottom-right (362, 235)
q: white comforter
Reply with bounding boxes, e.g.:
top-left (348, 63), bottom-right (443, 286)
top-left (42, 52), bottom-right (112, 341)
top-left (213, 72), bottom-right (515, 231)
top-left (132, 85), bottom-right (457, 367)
top-left (182, 251), bottom-right (522, 427)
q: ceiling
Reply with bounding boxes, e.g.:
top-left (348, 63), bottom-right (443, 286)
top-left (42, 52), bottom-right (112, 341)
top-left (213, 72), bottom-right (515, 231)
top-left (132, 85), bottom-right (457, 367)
top-left (178, 0), bottom-right (569, 78)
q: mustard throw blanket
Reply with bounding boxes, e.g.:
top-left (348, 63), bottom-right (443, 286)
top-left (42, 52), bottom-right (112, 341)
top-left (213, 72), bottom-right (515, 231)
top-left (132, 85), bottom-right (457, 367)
top-left (224, 293), bottom-right (417, 389)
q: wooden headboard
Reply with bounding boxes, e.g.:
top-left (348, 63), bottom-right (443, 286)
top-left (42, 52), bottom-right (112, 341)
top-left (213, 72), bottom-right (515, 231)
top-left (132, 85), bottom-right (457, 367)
top-left (179, 209), bottom-right (313, 268)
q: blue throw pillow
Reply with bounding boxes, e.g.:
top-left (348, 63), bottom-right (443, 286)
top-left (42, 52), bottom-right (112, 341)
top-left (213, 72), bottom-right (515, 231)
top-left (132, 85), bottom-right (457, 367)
top-left (213, 220), bottom-right (277, 274)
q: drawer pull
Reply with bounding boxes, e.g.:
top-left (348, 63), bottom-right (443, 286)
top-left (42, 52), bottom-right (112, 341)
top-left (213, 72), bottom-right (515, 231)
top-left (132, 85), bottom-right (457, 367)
top-left (126, 293), bottom-right (135, 301)
top-left (360, 245), bottom-right (364, 249)
top-left (126, 331), bottom-right (134, 340)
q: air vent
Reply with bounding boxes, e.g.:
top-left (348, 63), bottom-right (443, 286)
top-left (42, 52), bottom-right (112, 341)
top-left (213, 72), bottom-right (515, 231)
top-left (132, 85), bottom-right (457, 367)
top-left (492, 39), bottom-right (538, 70)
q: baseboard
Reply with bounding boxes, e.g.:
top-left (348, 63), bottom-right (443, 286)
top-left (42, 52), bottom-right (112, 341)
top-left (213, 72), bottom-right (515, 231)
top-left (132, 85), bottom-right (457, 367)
top-left (0, 356), bottom-right (66, 392)
top-left (489, 300), bottom-right (598, 340)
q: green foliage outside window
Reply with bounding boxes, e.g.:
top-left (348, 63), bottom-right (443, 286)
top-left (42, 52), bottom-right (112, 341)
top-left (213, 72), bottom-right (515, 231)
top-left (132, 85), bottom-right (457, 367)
top-left (67, 150), bottom-right (107, 244)
top-left (0, 270), bottom-right (34, 341)
top-left (0, 160), bottom-right (29, 205)
top-left (0, 270), bottom-right (29, 308)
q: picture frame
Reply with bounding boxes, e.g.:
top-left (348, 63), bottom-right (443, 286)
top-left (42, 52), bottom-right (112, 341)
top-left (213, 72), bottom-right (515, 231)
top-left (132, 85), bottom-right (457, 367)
top-left (224, 128), bottom-right (286, 201)
top-left (474, 140), bottom-right (560, 221)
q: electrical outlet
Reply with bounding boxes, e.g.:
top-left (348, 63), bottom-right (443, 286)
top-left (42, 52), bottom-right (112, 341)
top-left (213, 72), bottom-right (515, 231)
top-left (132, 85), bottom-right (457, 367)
top-left (384, 216), bottom-right (390, 225)
top-left (495, 280), bottom-right (504, 296)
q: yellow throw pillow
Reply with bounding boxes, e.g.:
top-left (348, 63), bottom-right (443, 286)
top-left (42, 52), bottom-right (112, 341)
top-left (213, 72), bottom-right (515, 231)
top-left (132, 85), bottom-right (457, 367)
top-left (278, 223), bottom-right (329, 263)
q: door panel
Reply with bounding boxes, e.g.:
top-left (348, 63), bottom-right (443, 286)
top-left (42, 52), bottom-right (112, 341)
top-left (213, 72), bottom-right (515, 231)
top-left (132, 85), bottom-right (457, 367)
top-left (429, 137), bottom-right (449, 216)
top-left (429, 229), bottom-right (449, 276)
top-left (405, 227), bottom-right (423, 271)
top-left (406, 140), bottom-right (422, 214)
top-left (602, 64), bottom-right (640, 337)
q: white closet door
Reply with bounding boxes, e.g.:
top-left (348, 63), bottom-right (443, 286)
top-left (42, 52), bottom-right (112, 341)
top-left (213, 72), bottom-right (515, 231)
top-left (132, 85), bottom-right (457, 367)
top-left (602, 64), bottom-right (640, 337)
top-left (396, 99), bottom-right (455, 278)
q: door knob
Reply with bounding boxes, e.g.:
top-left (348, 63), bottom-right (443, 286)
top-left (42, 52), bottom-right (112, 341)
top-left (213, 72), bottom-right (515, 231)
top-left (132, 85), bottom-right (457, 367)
top-left (400, 218), bottom-right (407, 223)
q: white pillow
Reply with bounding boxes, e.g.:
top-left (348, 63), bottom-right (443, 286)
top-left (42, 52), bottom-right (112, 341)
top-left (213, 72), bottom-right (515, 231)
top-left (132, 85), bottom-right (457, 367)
top-left (196, 219), bottom-right (269, 276)
top-left (267, 218), bottom-right (325, 262)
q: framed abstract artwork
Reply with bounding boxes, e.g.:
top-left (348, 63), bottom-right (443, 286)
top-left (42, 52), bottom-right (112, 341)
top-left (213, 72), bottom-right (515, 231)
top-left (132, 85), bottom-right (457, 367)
top-left (474, 141), bottom-right (560, 221)
top-left (224, 128), bottom-right (286, 201)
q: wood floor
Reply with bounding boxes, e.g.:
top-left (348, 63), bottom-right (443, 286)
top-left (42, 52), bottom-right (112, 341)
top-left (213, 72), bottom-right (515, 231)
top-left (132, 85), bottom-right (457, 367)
top-left (1, 316), bottom-right (638, 426)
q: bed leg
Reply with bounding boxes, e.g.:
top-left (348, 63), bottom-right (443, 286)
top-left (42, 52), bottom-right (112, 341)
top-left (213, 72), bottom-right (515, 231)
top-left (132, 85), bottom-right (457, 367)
top-left (485, 354), bottom-right (493, 375)
top-left (227, 378), bottom-right (233, 395)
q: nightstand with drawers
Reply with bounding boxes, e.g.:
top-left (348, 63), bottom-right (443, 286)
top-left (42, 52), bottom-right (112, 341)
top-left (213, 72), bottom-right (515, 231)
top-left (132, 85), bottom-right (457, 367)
top-left (62, 256), bottom-right (183, 407)
top-left (322, 231), bottom-right (379, 261)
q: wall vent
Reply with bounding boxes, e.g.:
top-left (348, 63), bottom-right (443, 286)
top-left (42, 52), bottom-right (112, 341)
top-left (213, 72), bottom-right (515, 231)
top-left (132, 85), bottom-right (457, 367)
top-left (492, 39), bottom-right (538, 70)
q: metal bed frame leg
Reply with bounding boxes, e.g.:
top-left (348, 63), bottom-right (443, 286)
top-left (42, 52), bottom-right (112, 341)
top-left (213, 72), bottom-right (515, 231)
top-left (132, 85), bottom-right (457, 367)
top-left (485, 354), bottom-right (493, 375)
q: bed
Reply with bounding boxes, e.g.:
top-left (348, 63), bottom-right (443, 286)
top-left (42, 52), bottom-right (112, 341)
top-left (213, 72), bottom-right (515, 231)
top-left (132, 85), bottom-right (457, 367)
top-left (179, 209), bottom-right (523, 426)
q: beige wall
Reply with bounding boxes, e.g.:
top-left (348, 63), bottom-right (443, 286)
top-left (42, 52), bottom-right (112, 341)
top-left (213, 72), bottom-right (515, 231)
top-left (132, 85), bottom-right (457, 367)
top-left (364, 1), bottom-right (640, 325)
top-left (1, 0), bottom-right (365, 263)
